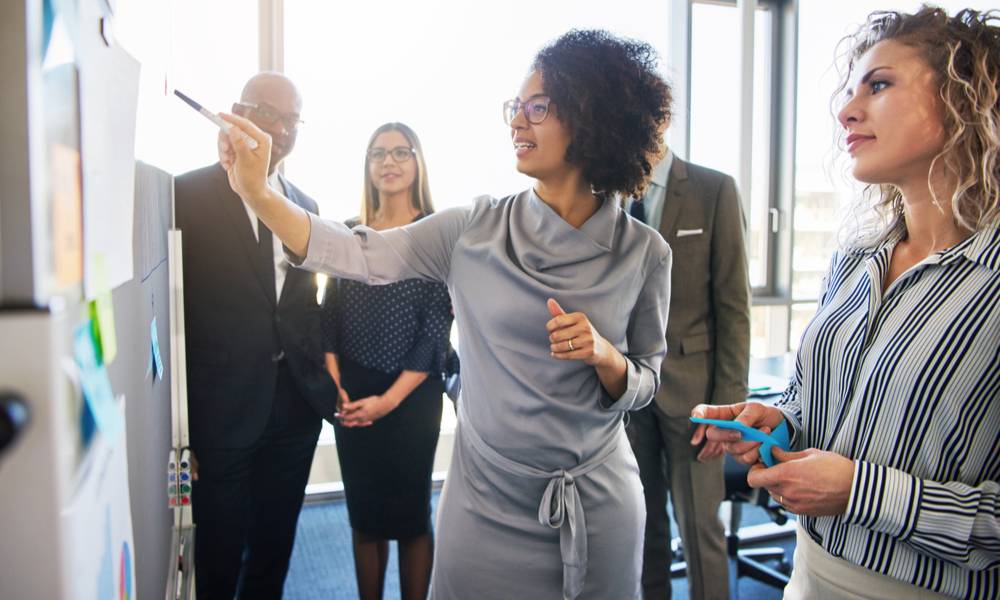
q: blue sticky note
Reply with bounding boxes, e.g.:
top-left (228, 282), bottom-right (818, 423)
top-left (689, 417), bottom-right (790, 467)
top-left (73, 321), bottom-right (122, 442)
top-left (151, 317), bottom-right (164, 380)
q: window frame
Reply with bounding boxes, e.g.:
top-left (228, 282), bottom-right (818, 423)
top-left (676, 0), bottom-right (798, 352)
top-left (675, 0), bottom-right (792, 302)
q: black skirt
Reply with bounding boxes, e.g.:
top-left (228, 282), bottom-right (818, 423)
top-left (334, 356), bottom-right (444, 539)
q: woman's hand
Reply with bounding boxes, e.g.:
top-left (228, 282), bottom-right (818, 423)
top-left (337, 394), bottom-right (400, 428)
top-left (324, 353), bottom-right (352, 416)
top-left (695, 439), bottom-right (727, 463)
top-left (690, 402), bottom-right (787, 465)
top-left (747, 447), bottom-right (855, 517)
top-left (546, 298), bottom-right (616, 367)
top-left (336, 387), bottom-right (351, 415)
top-left (217, 113), bottom-right (271, 202)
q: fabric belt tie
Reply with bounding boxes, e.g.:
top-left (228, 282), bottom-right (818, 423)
top-left (458, 407), bottom-right (619, 600)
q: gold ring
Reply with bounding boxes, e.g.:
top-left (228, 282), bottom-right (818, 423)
top-left (568, 339), bottom-right (575, 351)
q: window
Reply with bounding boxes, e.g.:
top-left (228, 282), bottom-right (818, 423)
top-left (282, 0), bottom-right (671, 222)
top-left (687, 0), bottom-right (783, 356)
top-left (790, 0), bottom-right (991, 347)
top-left (120, 0), bottom-right (259, 175)
top-left (689, 1), bottom-right (776, 292)
top-left (682, 0), bottom-right (999, 356)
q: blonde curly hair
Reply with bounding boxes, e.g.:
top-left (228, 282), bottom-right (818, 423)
top-left (832, 5), bottom-right (1000, 247)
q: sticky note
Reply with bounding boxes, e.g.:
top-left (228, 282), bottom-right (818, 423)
top-left (151, 317), bottom-right (164, 380)
top-left (90, 254), bottom-right (118, 365)
top-left (73, 320), bottom-right (122, 442)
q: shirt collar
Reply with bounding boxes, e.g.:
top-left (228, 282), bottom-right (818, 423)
top-left (649, 149), bottom-right (674, 188)
top-left (528, 187), bottom-right (618, 252)
top-left (956, 221), bottom-right (1000, 273)
top-left (851, 221), bottom-right (1000, 274)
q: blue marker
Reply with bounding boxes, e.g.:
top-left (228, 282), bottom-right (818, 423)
top-left (689, 417), bottom-right (791, 467)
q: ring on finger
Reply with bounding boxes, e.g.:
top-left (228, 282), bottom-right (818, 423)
top-left (568, 338), bottom-right (575, 351)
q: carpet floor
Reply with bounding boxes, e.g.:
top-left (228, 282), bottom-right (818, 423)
top-left (283, 491), bottom-right (795, 599)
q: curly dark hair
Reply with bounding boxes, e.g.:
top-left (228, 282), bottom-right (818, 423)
top-left (531, 29), bottom-right (672, 198)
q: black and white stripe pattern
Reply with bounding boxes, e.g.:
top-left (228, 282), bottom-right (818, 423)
top-left (777, 224), bottom-right (1000, 599)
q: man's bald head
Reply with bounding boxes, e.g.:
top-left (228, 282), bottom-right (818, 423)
top-left (240, 72), bottom-right (302, 111)
top-left (234, 72), bottom-right (303, 172)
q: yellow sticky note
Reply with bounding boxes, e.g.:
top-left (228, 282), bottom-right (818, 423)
top-left (90, 253), bottom-right (118, 365)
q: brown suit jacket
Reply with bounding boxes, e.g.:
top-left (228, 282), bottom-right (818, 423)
top-left (650, 157), bottom-right (751, 416)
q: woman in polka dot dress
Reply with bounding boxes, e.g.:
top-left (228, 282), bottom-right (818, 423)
top-left (321, 122), bottom-right (454, 600)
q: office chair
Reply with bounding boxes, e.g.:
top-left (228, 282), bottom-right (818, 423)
top-left (669, 454), bottom-right (793, 599)
top-left (721, 453), bottom-right (793, 595)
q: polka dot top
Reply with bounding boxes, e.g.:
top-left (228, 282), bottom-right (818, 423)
top-left (321, 216), bottom-right (455, 376)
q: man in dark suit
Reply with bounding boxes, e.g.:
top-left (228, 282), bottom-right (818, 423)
top-left (625, 151), bottom-right (751, 599)
top-left (175, 72), bottom-right (337, 599)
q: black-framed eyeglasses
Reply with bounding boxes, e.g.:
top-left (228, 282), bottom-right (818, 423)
top-left (236, 102), bottom-right (304, 131)
top-left (367, 146), bottom-right (415, 163)
top-left (503, 94), bottom-right (553, 126)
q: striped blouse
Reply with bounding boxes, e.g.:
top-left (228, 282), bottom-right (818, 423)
top-left (776, 223), bottom-right (1000, 599)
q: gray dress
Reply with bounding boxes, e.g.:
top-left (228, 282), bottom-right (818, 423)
top-left (296, 190), bottom-right (672, 599)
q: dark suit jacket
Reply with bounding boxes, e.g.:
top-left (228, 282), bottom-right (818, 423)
top-left (652, 157), bottom-right (751, 417)
top-left (175, 163), bottom-right (337, 449)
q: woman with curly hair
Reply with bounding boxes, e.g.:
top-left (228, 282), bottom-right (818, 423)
top-left (693, 6), bottom-right (1000, 599)
top-left (219, 29), bottom-right (672, 599)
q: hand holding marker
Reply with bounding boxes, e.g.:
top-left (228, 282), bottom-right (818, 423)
top-left (173, 89), bottom-right (258, 150)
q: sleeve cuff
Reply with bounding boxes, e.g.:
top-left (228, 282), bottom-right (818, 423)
top-left (399, 344), bottom-right (443, 374)
top-left (283, 245), bottom-right (305, 267)
top-left (776, 407), bottom-right (804, 450)
top-left (601, 359), bottom-right (648, 411)
top-left (282, 212), bottom-right (318, 269)
top-left (844, 460), bottom-right (922, 539)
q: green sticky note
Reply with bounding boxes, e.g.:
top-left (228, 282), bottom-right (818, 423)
top-left (90, 253), bottom-right (118, 365)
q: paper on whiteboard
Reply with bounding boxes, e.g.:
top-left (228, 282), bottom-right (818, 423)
top-left (79, 36), bottom-right (140, 297)
top-left (65, 398), bottom-right (136, 600)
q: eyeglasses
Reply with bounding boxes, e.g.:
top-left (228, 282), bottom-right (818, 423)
top-left (503, 95), bottom-right (553, 126)
top-left (368, 146), bottom-right (415, 163)
top-left (236, 102), bottom-right (304, 131)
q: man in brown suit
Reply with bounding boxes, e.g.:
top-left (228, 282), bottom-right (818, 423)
top-left (625, 150), bottom-right (751, 599)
